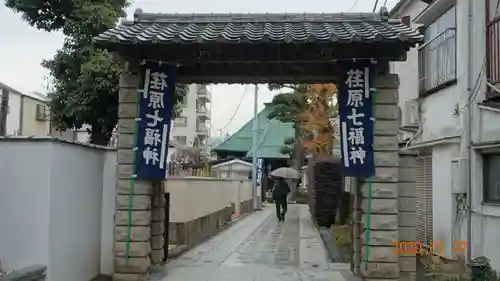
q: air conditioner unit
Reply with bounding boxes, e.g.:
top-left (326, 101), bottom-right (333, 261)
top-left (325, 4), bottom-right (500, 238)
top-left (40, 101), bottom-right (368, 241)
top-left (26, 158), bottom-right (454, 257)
top-left (35, 104), bottom-right (49, 121)
top-left (403, 99), bottom-right (420, 127)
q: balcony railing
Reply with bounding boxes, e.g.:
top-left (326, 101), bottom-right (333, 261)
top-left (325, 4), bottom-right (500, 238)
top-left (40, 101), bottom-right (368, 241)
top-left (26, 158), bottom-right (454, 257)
top-left (196, 126), bottom-right (208, 134)
top-left (418, 28), bottom-right (457, 95)
top-left (487, 17), bottom-right (500, 85)
top-left (197, 87), bottom-right (211, 101)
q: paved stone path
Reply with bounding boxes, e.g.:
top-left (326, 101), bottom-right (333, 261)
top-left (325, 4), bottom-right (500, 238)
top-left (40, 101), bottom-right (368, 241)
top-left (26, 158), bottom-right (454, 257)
top-left (154, 205), bottom-right (359, 281)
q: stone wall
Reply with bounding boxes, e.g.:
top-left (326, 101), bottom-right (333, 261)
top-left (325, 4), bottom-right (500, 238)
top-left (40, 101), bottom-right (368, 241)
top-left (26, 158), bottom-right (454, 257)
top-left (239, 199), bottom-right (253, 215)
top-left (115, 69), bottom-right (152, 281)
top-left (0, 265), bottom-right (46, 281)
top-left (351, 70), bottom-right (416, 280)
top-left (168, 207), bottom-right (232, 246)
top-left (168, 198), bottom-right (252, 247)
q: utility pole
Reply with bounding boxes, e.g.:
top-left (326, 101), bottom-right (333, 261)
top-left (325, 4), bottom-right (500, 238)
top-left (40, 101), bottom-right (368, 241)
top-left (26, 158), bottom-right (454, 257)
top-left (0, 88), bottom-right (9, 136)
top-left (252, 84), bottom-right (261, 210)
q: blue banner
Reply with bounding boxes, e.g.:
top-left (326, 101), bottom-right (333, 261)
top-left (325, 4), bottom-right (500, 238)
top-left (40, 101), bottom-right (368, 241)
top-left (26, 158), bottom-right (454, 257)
top-left (256, 158), bottom-right (263, 187)
top-left (135, 62), bottom-right (177, 180)
top-left (338, 61), bottom-right (375, 177)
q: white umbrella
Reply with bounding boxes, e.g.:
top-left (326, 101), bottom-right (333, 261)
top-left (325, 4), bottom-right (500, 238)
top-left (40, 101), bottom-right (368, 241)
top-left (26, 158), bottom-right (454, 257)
top-left (270, 167), bottom-right (301, 179)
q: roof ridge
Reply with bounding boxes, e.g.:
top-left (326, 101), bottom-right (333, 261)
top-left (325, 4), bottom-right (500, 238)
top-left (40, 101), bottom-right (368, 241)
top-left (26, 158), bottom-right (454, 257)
top-left (132, 10), bottom-right (396, 24)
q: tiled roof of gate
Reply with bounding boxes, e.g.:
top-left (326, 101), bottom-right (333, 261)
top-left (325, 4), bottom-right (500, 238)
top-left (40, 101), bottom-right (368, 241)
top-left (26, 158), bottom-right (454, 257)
top-left (93, 10), bottom-right (423, 45)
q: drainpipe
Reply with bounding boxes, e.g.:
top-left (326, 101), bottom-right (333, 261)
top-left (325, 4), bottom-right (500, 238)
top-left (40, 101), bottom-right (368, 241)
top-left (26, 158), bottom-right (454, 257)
top-left (464, 0), bottom-right (474, 264)
top-left (252, 84), bottom-right (260, 210)
top-left (0, 88), bottom-right (9, 136)
top-left (19, 95), bottom-right (24, 135)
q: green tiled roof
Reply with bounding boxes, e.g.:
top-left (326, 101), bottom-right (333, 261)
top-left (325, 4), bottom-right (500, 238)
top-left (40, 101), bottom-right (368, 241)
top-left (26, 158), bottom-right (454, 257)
top-left (213, 105), bottom-right (294, 159)
top-left (246, 119), bottom-right (294, 159)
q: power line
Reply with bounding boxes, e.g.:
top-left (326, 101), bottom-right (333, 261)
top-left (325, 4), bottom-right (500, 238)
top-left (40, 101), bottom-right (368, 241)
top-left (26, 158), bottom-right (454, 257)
top-left (383, 0), bottom-right (388, 7)
top-left (372, 0), bottom-right (380, 12)
top-left (215, 85), bottom-right (249, 133)
top-left (458, 57), bottom-right (486, 114)
top-left (348, 0), bottom-right (361, 12)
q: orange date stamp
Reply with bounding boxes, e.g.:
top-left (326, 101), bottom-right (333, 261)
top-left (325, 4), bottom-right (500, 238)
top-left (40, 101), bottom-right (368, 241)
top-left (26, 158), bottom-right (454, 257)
top-left (392, 240), bottom-right (467, 255)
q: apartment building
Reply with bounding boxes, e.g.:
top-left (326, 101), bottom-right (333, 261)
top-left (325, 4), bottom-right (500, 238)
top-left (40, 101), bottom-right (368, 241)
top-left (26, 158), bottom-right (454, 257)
top-left (49, 84), bottom-right (212, 148)
top-left (0, 82), bottom-right (50, 136)
top-left (170, 84), bottom-right (211, 150)
top-left (391, 0), bottom-right (500, 269)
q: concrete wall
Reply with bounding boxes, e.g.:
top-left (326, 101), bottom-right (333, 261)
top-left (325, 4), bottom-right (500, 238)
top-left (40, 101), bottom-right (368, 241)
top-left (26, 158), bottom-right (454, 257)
top-left (165, 178), bottom-right (252, 223)
top-left (0, 138), bottom-right (116, 281)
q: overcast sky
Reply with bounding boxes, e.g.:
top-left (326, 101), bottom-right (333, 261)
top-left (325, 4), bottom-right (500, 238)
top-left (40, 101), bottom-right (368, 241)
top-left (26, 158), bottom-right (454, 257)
top-left (0, 0), bottom-right (397, 137)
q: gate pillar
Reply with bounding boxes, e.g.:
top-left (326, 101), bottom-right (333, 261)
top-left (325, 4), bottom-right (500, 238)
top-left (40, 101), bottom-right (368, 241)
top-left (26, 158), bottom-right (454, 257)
top-left (113, 65), bottom-right (154, 281)
top-left (351, 71), bottom-right (417, 281)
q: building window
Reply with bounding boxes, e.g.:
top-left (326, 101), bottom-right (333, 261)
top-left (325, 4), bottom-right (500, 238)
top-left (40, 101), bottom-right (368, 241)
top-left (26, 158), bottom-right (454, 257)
top-left (486, 0), bottom-right (500, 99)
top-left (180, 94), bottom-right (188, 106)
top-left (418, 6), bottom-right (457, 95)
top-left (174, 136), bottom-right (187, 145)
top-left (483, 154), bottom-right (500, 203)
top-left (174, 117), bottom-right (187, 126)
top-left (35, 104), bottom-right (50, 121)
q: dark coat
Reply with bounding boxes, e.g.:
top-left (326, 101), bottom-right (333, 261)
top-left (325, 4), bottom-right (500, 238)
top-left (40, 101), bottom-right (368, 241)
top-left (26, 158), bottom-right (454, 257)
top-left (272, 179), bottom-right (290, 201)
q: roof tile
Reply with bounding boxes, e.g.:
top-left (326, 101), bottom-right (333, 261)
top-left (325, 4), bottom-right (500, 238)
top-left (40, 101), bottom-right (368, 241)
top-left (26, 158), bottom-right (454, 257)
top-left (94, 12), bottom-right (423, 45)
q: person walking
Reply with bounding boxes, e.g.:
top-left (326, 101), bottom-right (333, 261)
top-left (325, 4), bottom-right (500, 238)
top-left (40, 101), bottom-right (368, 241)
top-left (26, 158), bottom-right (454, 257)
top-left (272, 177), bottom-right (290, 222)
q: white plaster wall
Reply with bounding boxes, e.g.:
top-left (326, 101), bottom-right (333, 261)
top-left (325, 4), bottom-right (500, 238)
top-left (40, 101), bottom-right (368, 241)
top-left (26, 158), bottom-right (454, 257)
top-left (4, 91), bottom-right (21, 135)
top-left (100, 150), bottom-right (117, 275)
top-left (165, 178), bottom-right (252, 222)
top-left (0, 138), bottom-right (117, 280)
top-left (48, 141), bottom-right (103, 281)
top-left (239, 181), bottom-right (253, 202)
top-left (431, 144), bottom-right (459, 258)
top-left (0, 141), bottom-right (52, 272)
top-left (420, 85), bottom-right (461, 141)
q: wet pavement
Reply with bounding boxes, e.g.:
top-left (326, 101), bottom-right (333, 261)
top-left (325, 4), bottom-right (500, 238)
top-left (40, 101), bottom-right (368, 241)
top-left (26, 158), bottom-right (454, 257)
top-left (154, 204), bottom-right (359, 281)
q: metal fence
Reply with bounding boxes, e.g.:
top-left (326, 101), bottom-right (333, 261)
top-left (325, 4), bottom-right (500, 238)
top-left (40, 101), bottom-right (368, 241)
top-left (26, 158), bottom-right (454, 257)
top-left (167, 163), bottom-right (212, 177)
top-left (487, 17), bottom-right (500, 85)
top-left (418, 28), bottom-right (457, 94)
